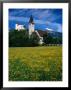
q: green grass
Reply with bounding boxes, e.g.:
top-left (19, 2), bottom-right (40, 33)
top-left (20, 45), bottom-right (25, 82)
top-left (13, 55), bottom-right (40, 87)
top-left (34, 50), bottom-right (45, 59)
top-left (9, 46), bottom-right (62, 81)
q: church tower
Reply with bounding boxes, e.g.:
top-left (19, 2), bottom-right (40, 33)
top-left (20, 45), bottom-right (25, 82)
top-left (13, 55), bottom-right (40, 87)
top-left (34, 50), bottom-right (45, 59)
top-left (29, 15), bottom-right (35, 37)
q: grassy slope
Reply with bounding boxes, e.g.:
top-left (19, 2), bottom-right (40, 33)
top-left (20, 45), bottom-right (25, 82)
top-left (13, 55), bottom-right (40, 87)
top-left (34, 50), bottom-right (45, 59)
top-left (9, 46), bottom-right (62, 81)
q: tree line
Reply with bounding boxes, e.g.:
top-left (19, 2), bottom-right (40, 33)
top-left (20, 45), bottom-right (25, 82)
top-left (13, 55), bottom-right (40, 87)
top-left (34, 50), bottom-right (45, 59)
top-left (9, 30), bottom-right (62, 47)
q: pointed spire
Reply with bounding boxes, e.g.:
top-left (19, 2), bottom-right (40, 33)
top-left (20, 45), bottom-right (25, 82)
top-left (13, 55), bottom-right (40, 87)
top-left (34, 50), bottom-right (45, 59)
top-left (29, 15), bottom-right (34, 24)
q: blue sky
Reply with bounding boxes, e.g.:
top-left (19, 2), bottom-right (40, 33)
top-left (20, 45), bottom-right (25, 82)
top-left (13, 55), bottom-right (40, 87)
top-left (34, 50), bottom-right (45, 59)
top-left (9, 9), bottom-right (62, 32)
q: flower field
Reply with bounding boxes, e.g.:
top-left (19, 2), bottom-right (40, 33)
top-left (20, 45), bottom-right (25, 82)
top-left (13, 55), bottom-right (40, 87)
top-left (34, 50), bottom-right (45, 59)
top-left (9, 46), bottom-right (62, 81)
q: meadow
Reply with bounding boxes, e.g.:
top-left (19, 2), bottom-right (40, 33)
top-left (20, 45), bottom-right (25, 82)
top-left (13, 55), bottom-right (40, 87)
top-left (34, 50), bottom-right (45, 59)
top-left (9, 46), bottom-right (62, 81)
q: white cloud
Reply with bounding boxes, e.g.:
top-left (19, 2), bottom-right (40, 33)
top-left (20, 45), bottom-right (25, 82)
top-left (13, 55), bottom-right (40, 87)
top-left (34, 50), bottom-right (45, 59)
top-left (46, 28), bottom-right (53, 31)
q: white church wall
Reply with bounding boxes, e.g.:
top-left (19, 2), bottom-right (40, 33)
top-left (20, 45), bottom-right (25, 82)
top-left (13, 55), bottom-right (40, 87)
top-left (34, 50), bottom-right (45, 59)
top-left (29, 24), bottom-right (34, 36)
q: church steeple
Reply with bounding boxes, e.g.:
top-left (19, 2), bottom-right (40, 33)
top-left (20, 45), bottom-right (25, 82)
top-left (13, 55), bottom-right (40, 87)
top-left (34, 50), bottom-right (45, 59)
top-left (29, 15), bottom-right (34, 24)
top-left (28, 15), bottom-right (35, 37)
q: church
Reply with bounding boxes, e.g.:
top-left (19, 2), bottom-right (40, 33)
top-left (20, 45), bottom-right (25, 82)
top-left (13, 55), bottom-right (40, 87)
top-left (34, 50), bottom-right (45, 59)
top-left (28, 15), bottom-right (43, 45)
top-left (15, 15), bottom-right (44, 45)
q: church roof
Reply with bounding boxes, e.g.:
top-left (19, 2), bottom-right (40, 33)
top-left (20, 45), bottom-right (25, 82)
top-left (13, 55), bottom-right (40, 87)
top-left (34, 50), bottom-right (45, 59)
top-left (29, 15), bottom-right (34, 24)
top-left (33, 30), bottom-right (47, 37)
top-left (37, 30), bottom-right (47, 37)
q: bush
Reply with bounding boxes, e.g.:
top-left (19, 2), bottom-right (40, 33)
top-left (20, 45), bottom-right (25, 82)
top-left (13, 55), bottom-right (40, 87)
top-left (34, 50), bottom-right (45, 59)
top-left (43, 33), bottom-right (62, 44)
top-left (9, 30), bottom-right (39, 47)
top-left (9, 30), bottom-right (62, 47)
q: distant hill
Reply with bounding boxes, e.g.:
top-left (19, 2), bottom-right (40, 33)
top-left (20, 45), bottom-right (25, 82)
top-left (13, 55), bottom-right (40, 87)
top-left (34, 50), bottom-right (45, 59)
top-left (35, 29), bottom-right (62, 38)
top-left (46, 30), bottom-right (62, 38)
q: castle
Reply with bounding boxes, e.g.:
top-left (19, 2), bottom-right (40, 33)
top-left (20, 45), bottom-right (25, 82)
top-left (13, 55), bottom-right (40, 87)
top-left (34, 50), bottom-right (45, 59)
top-left (15, 24), bottom-right (25, 31)
top-left (15, 15), bottom-right (43, 45)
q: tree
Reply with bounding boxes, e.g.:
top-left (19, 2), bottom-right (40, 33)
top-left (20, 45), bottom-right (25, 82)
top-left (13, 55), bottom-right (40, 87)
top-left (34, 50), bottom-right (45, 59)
top-left (29, 32), bottom-right (39, 46)
top-left (9, 30), bottom-right (29, 47)
top-left (43, 33), bottom-right (53, 44)
top-left (9, 30), bottom-right (39, 47)
top-left (43, 33), bottom-right (62, 45)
